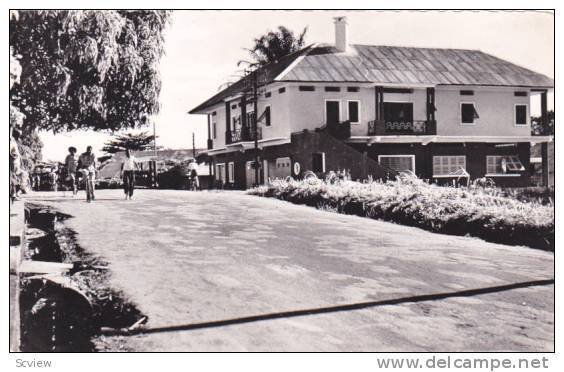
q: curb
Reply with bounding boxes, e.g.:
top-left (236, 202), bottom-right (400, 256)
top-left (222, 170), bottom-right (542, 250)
top-left (9, 200), bottom-right (25, 352)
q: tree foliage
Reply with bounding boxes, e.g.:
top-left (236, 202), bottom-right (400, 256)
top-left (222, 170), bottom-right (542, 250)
top-left (10, 10), bottom-right (171, 133)
top-left (243, 25), bottom-right (307, 67)
top-left (102, 131), bottom-right (157, 154)
top-left (532, 110), bottom-right (555, 136)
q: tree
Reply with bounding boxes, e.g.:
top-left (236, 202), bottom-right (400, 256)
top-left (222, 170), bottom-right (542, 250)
top-left (10, 10), bottom-right (171, 133)
top-left (102, 131), bottom-right (157, 154)
top-left (532, 110), bottom-right (555, 136)
top-left (243, 25), bottom-right (307, 67)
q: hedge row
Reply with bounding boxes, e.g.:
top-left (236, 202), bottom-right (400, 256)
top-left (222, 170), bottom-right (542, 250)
top-left (248, 175), bottom-right (554, 251)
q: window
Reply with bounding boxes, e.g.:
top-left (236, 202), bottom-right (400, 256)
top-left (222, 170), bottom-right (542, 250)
top-left (384, 102), bottom-right (413, 123)
top-left (461, 102), bottom-right (479, 124)
top-left (273, 157), bottom-right (291, 179)
top-left (312, 152), bottom-right (326, 173)
top-left (299, 86), bottom-right (315, 91)
top-left (228, 162), bottom-right (234, 183)
top-left (265, 92), bottom-right (271, 98)
top-left (486, 155), bottom-right (525, 176)
top-left (515, 104), bottom-right (528, 126)
top-left (325, 87), bottom-right (340, 92)
top-left (232, 115), bottom-right (241, 129)
top-left (514, 91), bottom-right (528, 97)
top-left (433, 156), bottom-right (467, 177)
top-left (215, 163), bottom-right (226, 182)
top-left (246, 111), bottom-right (255, 127)
top-left (325, 100), bottom-right (341, 124)
top-left (212, 120), bottom-right (217, 139)
top-left (278, 87), bottom-right (286, 94)
top-left (347, 87), bottom-right (359, 92)
top-left (378, 155), bottom-right (415, 173)
top-left (347, 100), bottom-right (360, 124)
top-left (231, 104), bottom-right (237, 109)
top-left (460, 90), bottom-right (474, 96)
top-left (264, 106), bottom-right (271, 127)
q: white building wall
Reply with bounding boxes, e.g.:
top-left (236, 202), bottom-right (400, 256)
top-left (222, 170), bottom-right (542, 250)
top-left (208, 102), bottom-right (227, 148)
top-left (286, 83), bottom-right (375, 137)
top-left (205, 84), bottom-right (533, 148)
top-left (435, 86), bottom-right (532, 136)
top-left (257, 83), bottom-right (292, 139)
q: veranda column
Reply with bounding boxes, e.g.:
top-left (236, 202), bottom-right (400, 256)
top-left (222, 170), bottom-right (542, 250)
top-left (541, 90), bottom-right (549, 187)
top-left (225, 101), bottom-right (231, 143)
top-left (241, 95), bottom-right (247, 138)
top-left (207, 114), bottom-right (212, 150)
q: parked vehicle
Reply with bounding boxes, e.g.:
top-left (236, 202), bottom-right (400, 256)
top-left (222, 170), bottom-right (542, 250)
top-left (32, 163), bottom-right (62, 191)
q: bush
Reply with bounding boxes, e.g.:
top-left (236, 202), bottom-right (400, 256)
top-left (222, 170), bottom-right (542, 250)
top-left (248, 174), bottom-right (554, 251)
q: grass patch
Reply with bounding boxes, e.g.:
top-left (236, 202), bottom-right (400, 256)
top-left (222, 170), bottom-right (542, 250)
top-left (248, 174), bottom-right (554, 251)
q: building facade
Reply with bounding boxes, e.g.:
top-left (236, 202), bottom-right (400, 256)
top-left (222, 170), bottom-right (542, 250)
top-left (190, 17), bottom-right (554, 189)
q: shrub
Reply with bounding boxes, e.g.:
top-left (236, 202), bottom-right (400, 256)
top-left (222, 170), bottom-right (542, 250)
top-left (248, 174), bottom-right (554, 251)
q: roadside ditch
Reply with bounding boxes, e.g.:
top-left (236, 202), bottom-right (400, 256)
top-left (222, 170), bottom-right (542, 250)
top-left (19, 203), bottom-right (146, 352)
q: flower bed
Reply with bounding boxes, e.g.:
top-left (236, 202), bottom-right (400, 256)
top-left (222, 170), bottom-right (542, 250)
top-left (248, 174), bottom-right (554, 251)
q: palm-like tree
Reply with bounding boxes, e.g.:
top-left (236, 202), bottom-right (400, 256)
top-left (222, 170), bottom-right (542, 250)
top-left (243, 25), bottom-right (308, 67)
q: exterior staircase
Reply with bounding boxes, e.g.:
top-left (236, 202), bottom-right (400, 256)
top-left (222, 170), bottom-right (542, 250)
top-left (289, 128), bottom-right (396, 181)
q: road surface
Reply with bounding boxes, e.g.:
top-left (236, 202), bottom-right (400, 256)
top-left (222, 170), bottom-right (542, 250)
top-left (26, 189), bottom-right (554, 351)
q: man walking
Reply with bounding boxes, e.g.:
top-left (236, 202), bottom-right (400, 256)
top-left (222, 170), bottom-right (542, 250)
top-left (120, 149), bottom-right (138, 200)
top-left (64, 146), bottom-right (78, 196)
top-left (78, 146), bottom-right (97, 202)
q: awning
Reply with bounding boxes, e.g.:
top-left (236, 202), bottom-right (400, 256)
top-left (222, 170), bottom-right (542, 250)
top-left (201, 137), bottom-right (291, 156)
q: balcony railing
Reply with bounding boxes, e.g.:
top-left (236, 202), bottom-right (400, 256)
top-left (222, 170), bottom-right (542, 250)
top-left (225, 126), bottom-right (262, 144)
top-left (367, 119), bottom-right (437, 136)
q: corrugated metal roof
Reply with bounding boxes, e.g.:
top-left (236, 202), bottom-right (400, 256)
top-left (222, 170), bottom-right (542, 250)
top-left (283, 44), bottom-right (553, 87)
top-left (189, 43), bottom-right (553, 113)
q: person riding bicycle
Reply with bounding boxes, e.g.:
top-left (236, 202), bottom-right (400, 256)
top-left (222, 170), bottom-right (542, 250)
top-left (187, 159), bottom-right (199, 190)
top-left (78, 146), bottom-right (97, 202)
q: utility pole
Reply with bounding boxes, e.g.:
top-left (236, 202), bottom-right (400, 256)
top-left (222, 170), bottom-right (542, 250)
top-left (153, 120), bottom-right (157, 159)
top-left (252, 70), bottom-right (259, 186)
top-left (192, 132), bottom-right (196, 158)
top-left (152, 120), bottom-right (158, 188)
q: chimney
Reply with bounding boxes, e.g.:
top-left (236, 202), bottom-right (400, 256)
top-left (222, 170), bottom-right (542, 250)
top-left (334, 16), bottom-right (349, 53)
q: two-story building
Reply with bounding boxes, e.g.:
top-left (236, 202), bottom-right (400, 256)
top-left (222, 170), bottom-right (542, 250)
top-left (190, 17), bottom-right (554, 189)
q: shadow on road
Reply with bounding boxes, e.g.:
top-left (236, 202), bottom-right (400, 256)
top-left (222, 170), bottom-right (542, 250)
top-left (102, 278), bottom-right (554, 337)
top-left (28, 198), bottom-right (122, 203)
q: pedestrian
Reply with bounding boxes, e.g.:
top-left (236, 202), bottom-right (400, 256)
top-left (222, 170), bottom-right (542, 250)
top-left (78, 146), bottom-right (97, 202)
top-left (120, 149), bottom-right (137, 200)
top-left (9, 128), bottom-right (22, 202)
top-left (64, 146), bottom-right (78, 196)
top-left (187, 159), bottom-right (199, 190)
top-left (32, 168), bottom-right (41, 191)
top-left (50, 165), bottom-right (59, 192)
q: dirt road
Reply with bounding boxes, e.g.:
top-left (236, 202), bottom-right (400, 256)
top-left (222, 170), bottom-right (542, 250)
top-left (26, 189), bottom-right (554, 351)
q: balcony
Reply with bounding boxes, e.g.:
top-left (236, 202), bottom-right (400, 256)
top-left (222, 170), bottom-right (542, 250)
top-left (225, 126), bottom-right (262, 145)
top-left (367, 119), bottom-right (437, 136)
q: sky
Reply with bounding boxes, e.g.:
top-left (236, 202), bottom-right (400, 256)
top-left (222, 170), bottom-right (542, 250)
top-left (39, 10), bottom-right (555, 162)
